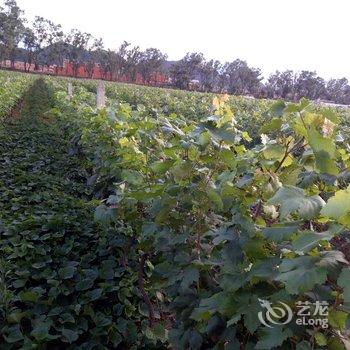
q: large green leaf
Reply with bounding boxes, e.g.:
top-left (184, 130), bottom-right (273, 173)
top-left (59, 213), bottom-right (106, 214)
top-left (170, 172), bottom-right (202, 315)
top-left (328, 309), bottom-right (348, 330)
top-left (292, 226), bottom-right (342, 252)
top-left (338, 268), bottom-right (350, 303)
top-left (268, 186), bottom-right (325, 219)
top-left (275, 256), bottom-right (327, 294)
top-left (255, 326), bottom-right (292, 349)
top-left (262, 224), bottom-right (298, 242)
top-left (307, 126), bottom-right (338, 175)
top-left (321, 185), bottom-right (350, 225)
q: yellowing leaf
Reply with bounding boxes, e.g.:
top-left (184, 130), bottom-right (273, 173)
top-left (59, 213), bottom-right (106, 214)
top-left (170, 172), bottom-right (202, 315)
top-left (307, 126), bottom-right (338, 175)
top-left (321, 185), bottom-right (350, 224)
top-left (212, 97), bottom-right (220, 110)
top-left (263, 144), bottom-right (285, 160)
top-left (281, 154), bottom-right (294, 168)
top-left (242, 131), bottom-right (252, 142)
top-left (119, 137), bottom-right (132, 147)
top-left (322, 118), bottom-right (335, 137)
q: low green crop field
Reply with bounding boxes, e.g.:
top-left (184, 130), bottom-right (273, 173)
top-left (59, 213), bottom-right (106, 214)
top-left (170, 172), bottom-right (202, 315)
top-left (0, 70), bottom-right (350, 350)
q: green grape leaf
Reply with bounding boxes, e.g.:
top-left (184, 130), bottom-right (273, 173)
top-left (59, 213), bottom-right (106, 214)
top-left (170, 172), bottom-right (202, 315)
top-left (255, 326), bottom-right (292, 349)
top-left (150, 160), bottom-right (174, 174)
top-left (61, 328), bottom-right (79, 343)
top-left (275, 256), bottom-right (327, 294)
top-left (263, 144), bottom-right (285, 160)
top-left (292, 226), bottom-right (342, 252)
top-left (207, 188), bottom-right (223, 210)
top-left (328, 337), bottom-right (346, 350)
top-left (328, 309), bottom-right (348, 330)
top-left (268, 186), bottom-right (325, 219)
top-left (321, 185), bottom-right (350, 224)
top-left (58, 265), bottom-right (76, 279)
top-left (19, 291), bottom-right (39, 303)
top-left (307, 126), bottom-right (338, 175)
top-left (4, 325), bottom-right (24, 343)
top-left (337, 268), bottom-right (350, 303)
top-left (260, 118), bottom-right (282, 134)
top-left (270, 100), bottom-right (286, 117)
top-left (180, 267), bottom-right (199, 290)
top-left (315, 332), bottom-right (327, 346)
top-left (296, 341), bottom-right (312, 350)
top-left (262, 224), bottom-right (298, 242)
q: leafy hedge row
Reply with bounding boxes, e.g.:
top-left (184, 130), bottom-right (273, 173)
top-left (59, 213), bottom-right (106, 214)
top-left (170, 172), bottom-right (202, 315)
top-left (53, 76), bottom-right (274, 144)
top-left (0, 70), bottom-right (35, 120)
top-left (52, 87), bottom-right (350, 349)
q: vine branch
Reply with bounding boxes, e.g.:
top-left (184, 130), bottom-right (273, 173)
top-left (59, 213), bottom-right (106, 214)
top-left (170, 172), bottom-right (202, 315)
top-left (138, 252), bottom-right (155, 328)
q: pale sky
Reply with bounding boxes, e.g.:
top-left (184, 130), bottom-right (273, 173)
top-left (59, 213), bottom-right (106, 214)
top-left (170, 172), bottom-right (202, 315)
top-left (16, 0), bottom-right (350, 80)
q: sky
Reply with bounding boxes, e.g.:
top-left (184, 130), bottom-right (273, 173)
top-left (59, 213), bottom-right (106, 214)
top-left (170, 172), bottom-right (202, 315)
top-left (15, 0), bottom-right (350, 80)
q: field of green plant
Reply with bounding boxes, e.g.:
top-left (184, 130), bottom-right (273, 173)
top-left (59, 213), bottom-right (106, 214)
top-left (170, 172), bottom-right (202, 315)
top-left (0, 71), bottom-right (35, 120)
top-left (0, 70), bottom-right (350, 349)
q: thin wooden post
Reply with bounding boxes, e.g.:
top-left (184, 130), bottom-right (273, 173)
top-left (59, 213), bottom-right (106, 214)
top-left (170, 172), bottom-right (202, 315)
top-left (67, 83), bottom-right (73, 101)
top-left (96, 81), bottom-right (106, 109)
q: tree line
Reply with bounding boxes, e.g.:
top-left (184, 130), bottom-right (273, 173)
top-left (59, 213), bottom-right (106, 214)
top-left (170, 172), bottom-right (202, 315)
top-left (170, 54), bottom-right (350, 105)
top-left (0, 0), bottom-right (168, 83)
top-left (1, 0), bottom-right (350, 104)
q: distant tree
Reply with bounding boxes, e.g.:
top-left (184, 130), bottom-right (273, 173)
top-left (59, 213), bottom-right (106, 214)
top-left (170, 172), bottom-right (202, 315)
top-left (96, 49), bottom-right (108, 79)
top-left (266, 70), bottom-right (296, 99)
top-left (108, 41), bottom-right (130, 81)
top-left (294, 71), bottom-right (326, 100)
top-left (170, 52), bottom-right (204, 89)
top-left (86, 38), bottom-right (104, 79)
top-left (65, 29), bottom-right (91, 77)
top-left (138, 48), bottom-right (167, 84)
top-left (0, 0), bottom-right (25, 67)
top-left (113, 41), bottom-right (129, 80)
top-left (221, 59), bottom-right (262, 95)
top-left (326, 78), bottom-right (350, 104)
top-left (43, 26), bottom-right (63, 70)
top-left (48, 40), bottom-right (68, 73)
top-left (98, 42), bottom-right (130, 81)
top-left (199, 59), bottom-right (221, 92)
top-left (98, 41), bottom-right (140, 82)
top-left (124, 44), bottom-right (142, 82)
top-left (22, 27), bottom-right (35, 71)
top-left (31, 16), bottom-right (63, 70)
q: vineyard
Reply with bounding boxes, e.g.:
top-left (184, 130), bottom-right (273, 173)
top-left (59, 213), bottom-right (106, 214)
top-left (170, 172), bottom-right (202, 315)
top-left (0, 70), bottom-right (350, 349)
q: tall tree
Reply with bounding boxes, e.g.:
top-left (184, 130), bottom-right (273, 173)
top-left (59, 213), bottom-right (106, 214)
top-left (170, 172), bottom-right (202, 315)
top-left (113, 41), bottom-right (127, 80)
top-left (199, 59), bottom-right (221, 92)
top-left (123, 43), bottom-right (142, 82)
top-left (65, 29), bottom-right (91, 77)
top-left (47, 40), bottom-right (68, 74)
top-left (266, 70), bottom-right (296, 99)
top-left (86, 37), bottom-right (104, 79)
top-left (326, 78), bottom-right (350, 104)
top-left (0, 0), bottom-right (25, 67)
top-left (138, 48), bottom-right (167, 84)
top-left (221, 59), bottom-right (262, 95)
top-left (98, 49), bottom-right (114, 80)
top-left (31, 16), bottom-right (63, 70)
top-left (170, 52), bottom-right (204, 89)
top-left (22, 27), bottom-right (35, 71)
top-left (294, 71), bottom-right (326, 100)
